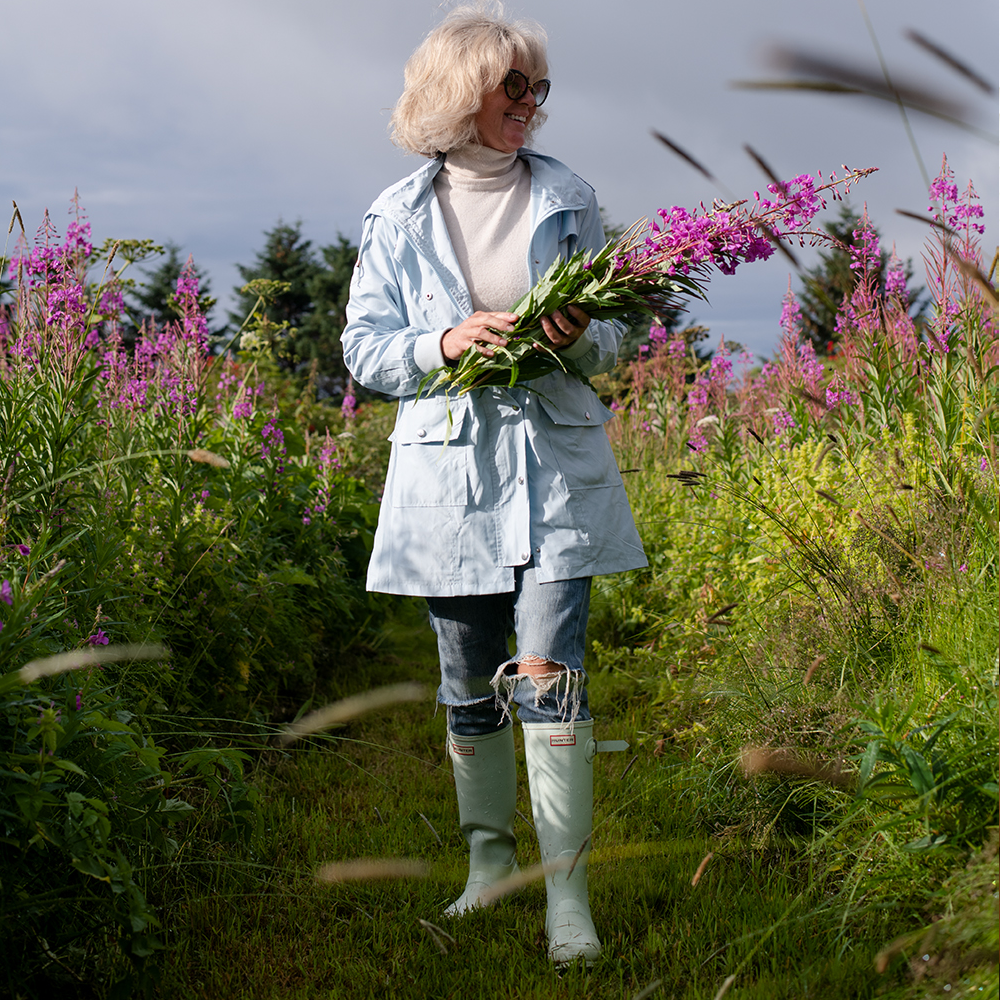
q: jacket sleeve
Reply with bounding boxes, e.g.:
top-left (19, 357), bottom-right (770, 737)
top-left (555, 190), bottom-right (627, 377)
top-left (341, 214), bottom-right (447, 397)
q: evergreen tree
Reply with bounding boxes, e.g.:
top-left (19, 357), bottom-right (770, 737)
top-left (230, 222), bottom-right (321, 367)
top-left (298, 236), bottom-right (357, 392)
top-left (231, 222), bottom-right (359, 389)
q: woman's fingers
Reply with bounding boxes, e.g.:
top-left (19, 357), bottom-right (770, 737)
top-left (538, 305), bottom-right (591, 347)
top-left (441, 312), bottom-right (519, 361)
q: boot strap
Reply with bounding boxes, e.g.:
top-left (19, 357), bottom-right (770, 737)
top-left (585, 738), bottom-right (629, 762)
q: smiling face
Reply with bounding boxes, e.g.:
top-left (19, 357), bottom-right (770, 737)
top-left (473, 61), bottom-right (537, 154)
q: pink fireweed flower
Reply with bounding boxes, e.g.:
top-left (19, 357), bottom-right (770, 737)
top-left (87, 629), bottom-right (110, 646)
top-left (687, 425), bottom-right (708, 453)
top-left (884, 249), bottom-right (908, 301)
top-left (309, 431), bottom-right (342, 523)
top-left (708, 344), bottom-right (733, 386)
top-left (318, 434), bottom-right (340, 473)
top-left (687, 381), bottom-right (708, 409)
top-left (780, 284), bottom-right (803, 340)
top-left (771, 408), bottom-right (797, 436)
top-left (341, 380), bottom-right (358, 420)
top-left (174, 257), bottom-right (209, 348)
top-left (928, 176), bottom-right (958, 206)
top-left (849, 216), bottom-right (881, 272)
top-left (758, 174), bottom-right (826, 235)
top-left (261, 417), bottom-right (287, 473)
top-left (826, 385), bottom-right (857, 409)
top-left (667, 337), bottom-right (686, 360)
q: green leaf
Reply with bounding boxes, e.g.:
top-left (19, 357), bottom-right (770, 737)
top-left (158, 798), bottom-right (195, 821)
top-left (51, 758), bottom-right (88, 778)
top-left (902, 833), bottom-right (949, 851)
top-left (271, 565), bottom-right (317, 587)
top-left (858, 740), bottom-right (879, 788)
top-left (900, 745), bottom-right (936, 798)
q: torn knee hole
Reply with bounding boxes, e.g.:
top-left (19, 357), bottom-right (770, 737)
top-left (517, 656), bottom-right (566, 677)
top-left (490, 659), bottom-right (584, 725)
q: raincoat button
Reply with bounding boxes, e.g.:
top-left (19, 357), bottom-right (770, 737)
top-left (518, 476), bottom-right (524, 485)
top-left (417, 429), bottom-right (427, 438)
top-left (585, 411), bottom-right (591, 420)
top-left (425, 292), bottom-right (433, 299)
top-left (521, 552), bottom-right (529, 561)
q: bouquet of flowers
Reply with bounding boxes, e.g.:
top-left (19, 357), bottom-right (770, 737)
top-left (419, 166), bottom-right (876, 397)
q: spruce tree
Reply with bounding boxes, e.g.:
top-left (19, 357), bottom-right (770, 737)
top-left (230, 222), bottom-right (320, 369)
top-left (298, 236), bottom-right (357, 392)
top-left (231, 223), bottom-right (359, 388)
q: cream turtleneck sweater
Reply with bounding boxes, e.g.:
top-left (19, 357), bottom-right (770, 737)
top-left (433, 144), bottom-right (532, 313)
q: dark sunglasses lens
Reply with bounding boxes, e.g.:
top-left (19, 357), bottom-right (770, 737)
top-left (532, 79), bottom-right (550, 106)
top-left (504, 70), bottom-right (528, 100)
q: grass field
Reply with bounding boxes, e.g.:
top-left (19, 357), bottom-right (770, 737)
top-left (154, 600), bottom-right (997, 1000)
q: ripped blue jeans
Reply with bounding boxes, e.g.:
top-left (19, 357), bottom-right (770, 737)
top-left (427, 563), bottom-right (592, 737)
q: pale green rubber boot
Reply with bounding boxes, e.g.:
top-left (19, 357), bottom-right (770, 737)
top-left (523, 718), bottom-right (601, 966)
top-left (444, 726), bottom-right (520, 917)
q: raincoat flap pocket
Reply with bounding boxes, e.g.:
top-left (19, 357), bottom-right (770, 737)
top-left (536, 387), bottom-right (613, 427)
top-left (391, 394), bottom-right (469, 444)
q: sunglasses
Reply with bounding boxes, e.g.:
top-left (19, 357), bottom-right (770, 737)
top-left (503, 68), bottom-right (550, 107)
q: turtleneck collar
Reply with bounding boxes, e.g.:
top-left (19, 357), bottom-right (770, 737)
top-left (442, 143), bottom-right (518, 180)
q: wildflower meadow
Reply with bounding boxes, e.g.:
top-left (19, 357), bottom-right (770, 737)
top-left (0, 149), bottom-right (996, 999)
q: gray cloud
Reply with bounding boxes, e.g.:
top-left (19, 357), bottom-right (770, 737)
top-left (4, 0), bottom-right (996, 356)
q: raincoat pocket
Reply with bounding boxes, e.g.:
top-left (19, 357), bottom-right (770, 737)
top-left (388, 396), bottom-right (471, 507)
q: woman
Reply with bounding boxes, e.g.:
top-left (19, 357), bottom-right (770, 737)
top-left (342, 6), bottom-right (646, 966)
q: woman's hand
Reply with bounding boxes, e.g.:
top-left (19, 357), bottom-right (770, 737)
top-left (441, 311), bottom-right (519, 362)
top-left (538, 304), bottom-right (590, 350)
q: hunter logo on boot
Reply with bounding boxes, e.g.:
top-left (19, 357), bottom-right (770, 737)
top-left (549, 734), bottom-right (576, 746)
top-left (452, 743), bottom-right (475, 755)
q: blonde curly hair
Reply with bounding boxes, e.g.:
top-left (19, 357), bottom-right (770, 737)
top-left (390, 4), bottom-right (548, 157)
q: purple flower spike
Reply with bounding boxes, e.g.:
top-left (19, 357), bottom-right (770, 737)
top-left (1, 580), bottom-right (11, 606)
top-left (87, 629), bottom-right (110, 646)
top-left (16, 544), bottom-right (30, 557)
top-left (341, 390), bottom-right (357, 420)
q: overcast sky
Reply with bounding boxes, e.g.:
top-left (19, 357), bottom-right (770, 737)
top-left (4, 0), bottom-right (996, 357)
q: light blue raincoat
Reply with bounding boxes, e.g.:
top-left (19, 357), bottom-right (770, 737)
top-left (342, 149), bottom-right (647, 597)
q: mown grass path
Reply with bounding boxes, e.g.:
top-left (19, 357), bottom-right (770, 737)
top-left (153, 602), bottom-right (959, 1000)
